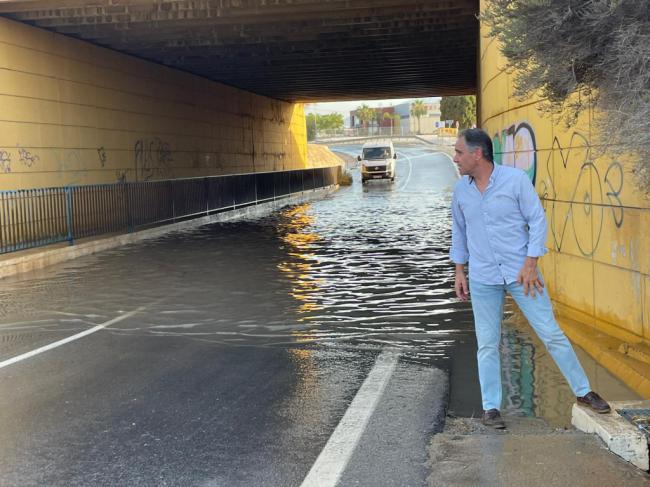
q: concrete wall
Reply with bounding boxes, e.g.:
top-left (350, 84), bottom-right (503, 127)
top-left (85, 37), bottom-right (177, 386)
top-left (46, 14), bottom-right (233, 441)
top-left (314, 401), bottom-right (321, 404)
top-left (479, 3), bottom-right (650, 346)
top-left (0, 17), bottom-right (309, 191)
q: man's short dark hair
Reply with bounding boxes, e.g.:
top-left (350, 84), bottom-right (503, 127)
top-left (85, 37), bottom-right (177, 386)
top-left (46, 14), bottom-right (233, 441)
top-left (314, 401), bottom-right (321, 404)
top-left (459, 128), bottom-right (493, 163)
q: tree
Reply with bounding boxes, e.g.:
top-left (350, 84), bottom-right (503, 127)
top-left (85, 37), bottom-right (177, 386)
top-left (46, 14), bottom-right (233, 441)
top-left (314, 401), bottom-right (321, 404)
top-left (306, 112), bottom-right (344, 141)
top-left (356, 104), bottom-right (375, 134)
top-left (410, 100), bottom-right (427, 134)
top-left (440, 96), bottom-right (476, 130)
top-left (482, 0), bottom-right (650, 192)
top-left (317, 113), bottom-right (344, 131)
top-left (383, 112), bottom-right (402, 135)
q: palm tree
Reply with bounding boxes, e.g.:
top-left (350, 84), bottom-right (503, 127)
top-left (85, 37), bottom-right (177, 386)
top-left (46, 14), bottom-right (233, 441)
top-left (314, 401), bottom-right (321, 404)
top-left (410, 100), bottom-right (427, 134)
top-left (356, 104), bottom-right (375, 135)
top-left (383, 112), bottom-right (402, 136)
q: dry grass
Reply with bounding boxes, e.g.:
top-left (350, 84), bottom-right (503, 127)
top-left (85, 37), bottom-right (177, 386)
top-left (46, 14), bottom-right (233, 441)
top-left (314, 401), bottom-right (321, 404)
top-left (483, 0), bottom-right (650, 193)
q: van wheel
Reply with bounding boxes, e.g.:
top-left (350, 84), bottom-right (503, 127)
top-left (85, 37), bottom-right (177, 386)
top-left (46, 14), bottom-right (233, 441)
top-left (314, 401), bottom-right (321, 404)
top-left (390, 177), bottom-right (395, 182)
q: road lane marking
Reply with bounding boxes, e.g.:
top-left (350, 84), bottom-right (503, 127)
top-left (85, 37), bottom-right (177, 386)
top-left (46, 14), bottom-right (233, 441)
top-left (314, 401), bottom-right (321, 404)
top-left (300, 349), bottom-right (399, 487)
top-left (0, 307), bottom-right (145, 370)
top-left (432, 151), bottom-right (459, 178)
top-left (397, 154), bottom-right (413, 191)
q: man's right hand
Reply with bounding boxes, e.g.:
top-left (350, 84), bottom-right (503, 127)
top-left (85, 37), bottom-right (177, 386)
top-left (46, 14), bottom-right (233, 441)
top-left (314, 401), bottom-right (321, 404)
top-left (454, 265), bottom-right (469, 301)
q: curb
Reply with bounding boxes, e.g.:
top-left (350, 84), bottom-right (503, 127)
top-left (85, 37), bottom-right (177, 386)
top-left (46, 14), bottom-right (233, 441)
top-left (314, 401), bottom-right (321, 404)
top-left (572, 400), bottom-right (649, 470)
top-left (0, 186), bottom-right (338, 280)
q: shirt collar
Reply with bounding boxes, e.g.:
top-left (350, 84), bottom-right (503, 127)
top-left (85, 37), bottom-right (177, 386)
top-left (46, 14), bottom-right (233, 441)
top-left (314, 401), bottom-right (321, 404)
top-left (469, 162), bottom-right (497, 185)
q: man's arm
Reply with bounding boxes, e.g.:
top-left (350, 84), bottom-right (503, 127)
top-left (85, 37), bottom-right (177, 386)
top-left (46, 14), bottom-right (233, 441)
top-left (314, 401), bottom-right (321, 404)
top-left (517, 256), bottom-right (543, 297)
top-left (455, 263), bottom-right (469, 301)
top-left (517, 174), bottom-right (547, 297)
top-left (450, 191), bottom-right (470, 300)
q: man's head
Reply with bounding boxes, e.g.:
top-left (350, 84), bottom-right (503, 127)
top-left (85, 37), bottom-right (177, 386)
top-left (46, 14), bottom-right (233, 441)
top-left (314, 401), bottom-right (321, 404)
top-left (453, 128), bottom-right (493, 177)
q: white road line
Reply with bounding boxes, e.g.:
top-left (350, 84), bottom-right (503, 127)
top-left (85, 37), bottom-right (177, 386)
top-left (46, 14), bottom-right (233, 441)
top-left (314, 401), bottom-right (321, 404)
top-left (0, 306), bottom-right (145, 370)
top-left (300, 350), bottom-right (399, 487)
top-left (397, 154), bottom-right (413, 191)
top-left (432, 151), bottom-right (460, 178)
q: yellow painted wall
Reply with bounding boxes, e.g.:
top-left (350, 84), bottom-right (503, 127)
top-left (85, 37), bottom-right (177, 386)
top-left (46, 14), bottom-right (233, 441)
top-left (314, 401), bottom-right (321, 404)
top-left (0, 17), bottom-right (309, 191)
top-left (479, 3), bottom-right (650, 345)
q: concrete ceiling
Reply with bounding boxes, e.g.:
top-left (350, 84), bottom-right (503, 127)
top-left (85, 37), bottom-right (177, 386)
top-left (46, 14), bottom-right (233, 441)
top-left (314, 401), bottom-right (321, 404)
top-left (0, 0), bottom-right (479, 102)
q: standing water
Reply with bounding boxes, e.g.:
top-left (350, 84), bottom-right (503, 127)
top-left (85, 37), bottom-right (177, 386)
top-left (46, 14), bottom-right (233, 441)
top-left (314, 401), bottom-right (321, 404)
top-left (0, 143), bottom-right (638, 432)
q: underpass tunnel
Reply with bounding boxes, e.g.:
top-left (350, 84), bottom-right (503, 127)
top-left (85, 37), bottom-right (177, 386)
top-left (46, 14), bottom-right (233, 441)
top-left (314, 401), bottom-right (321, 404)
top-left (0, 0), bottom-right (479, 191)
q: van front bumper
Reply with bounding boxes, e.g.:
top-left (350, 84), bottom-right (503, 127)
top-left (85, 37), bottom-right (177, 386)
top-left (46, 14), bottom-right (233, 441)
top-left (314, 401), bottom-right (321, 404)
top-left (362, 165), bottom-right (391, 178)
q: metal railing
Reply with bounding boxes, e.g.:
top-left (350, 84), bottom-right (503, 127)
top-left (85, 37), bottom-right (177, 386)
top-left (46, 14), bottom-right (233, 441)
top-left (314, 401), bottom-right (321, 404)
top-left (0, 166), bottom-right (339, 254)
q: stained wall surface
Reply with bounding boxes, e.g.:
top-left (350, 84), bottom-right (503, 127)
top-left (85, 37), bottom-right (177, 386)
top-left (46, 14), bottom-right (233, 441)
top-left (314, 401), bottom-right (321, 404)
top-left (479, 5), bottom-right (650, 344)
top-left (0, 17), bottom-right (309, 191)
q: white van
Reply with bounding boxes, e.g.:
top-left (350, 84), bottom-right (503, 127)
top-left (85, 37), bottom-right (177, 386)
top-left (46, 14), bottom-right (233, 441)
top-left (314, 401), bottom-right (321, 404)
top-left (357, 140), bottom-right (397, 183)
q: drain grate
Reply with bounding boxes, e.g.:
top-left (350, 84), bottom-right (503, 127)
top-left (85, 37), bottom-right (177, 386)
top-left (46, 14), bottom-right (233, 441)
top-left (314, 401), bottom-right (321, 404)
top-left (618, 408), bottom-right (650, 438)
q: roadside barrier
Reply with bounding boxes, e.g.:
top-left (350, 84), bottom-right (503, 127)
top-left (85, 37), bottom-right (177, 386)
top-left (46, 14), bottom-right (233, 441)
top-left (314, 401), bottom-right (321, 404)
top-left (0, 166), bottom-right (339, 254)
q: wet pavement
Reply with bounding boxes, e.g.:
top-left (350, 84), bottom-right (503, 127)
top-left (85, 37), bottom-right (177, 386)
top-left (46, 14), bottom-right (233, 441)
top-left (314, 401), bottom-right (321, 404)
top-left (0, 143), bottom-right (641, 485)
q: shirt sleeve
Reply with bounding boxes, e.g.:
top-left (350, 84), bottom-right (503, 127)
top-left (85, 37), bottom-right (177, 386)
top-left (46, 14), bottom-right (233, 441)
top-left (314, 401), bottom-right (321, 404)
top-left (450, 189), bottom-right (469, 264)
top-left (518, 173), bottom-right (548, 257)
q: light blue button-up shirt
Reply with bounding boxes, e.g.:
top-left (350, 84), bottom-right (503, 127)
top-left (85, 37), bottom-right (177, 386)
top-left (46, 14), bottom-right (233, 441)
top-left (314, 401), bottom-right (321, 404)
top-left (450, 164), bottom-right (548, 285)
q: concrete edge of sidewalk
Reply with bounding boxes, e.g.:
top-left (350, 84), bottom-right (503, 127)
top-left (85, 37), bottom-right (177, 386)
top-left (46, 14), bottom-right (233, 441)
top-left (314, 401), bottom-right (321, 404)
top-left (428, 416), bottom-right (650, 485)
top-left (0, 186), bottom-right (338, 280)
top-left (572, 400), bottom-right (650, 470)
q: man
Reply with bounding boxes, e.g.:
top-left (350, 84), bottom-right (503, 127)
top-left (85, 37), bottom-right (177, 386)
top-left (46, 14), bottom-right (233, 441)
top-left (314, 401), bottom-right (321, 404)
top-left (450, 128), bottom-right (610, 429)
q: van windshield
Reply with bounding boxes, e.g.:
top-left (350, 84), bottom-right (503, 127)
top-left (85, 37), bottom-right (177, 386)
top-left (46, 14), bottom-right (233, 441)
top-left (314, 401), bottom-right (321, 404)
top-left (362, 147), bottom-right (391, 159)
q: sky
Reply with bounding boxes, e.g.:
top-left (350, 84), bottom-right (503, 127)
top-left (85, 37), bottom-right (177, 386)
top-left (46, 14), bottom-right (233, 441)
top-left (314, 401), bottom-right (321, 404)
top-left (305, 97), bottom-right (440, 116)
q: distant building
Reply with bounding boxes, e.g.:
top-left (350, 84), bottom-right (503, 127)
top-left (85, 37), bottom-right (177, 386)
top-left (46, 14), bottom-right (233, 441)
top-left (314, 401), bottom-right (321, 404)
top-left (349, 106), bottom-right (395, 129)
top-left (393, 100), bottom-right (441, 134)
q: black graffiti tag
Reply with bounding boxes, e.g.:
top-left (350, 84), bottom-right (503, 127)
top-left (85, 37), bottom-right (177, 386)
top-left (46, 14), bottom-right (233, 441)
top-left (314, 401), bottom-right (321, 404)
top-left (543, 132), bottom-right (625, 256)
top-left (18, 147), bottom-right (39, 167)
top-left (134, 137), bottom-right (173, 181)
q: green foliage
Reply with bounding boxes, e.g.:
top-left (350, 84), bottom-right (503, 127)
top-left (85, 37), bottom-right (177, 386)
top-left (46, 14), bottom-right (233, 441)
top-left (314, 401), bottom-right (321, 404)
top-left (440, 96), bottom-right (476, 129)
top-left (356, 104), bottom-right (375, 128)
top-left (482, 0), bottom-right (650, 192)
top-left (306, 112), bottom-right (344, 140)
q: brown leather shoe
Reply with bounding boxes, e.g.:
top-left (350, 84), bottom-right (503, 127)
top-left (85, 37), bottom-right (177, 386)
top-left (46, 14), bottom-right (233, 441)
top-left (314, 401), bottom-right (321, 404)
top-left (482, 408), bottom-right (506, 429)
top-left (577, 391), bottom-right (611, 413)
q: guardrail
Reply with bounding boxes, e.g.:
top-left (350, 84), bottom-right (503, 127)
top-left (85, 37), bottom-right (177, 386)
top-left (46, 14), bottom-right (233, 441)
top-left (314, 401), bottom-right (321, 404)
top-left (0, 166), bottom-right (339, 254)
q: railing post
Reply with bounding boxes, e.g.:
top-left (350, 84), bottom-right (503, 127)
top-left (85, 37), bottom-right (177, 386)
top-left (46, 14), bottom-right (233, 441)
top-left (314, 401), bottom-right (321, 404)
top-left (124, 182), bottom-right (133, 233)
top-left (254, 173), bottom-right (258, 204)
top-left (65, 186), bottom-right (74, 246)
top-left (204, 177), bottom-right (210, 215)
top-left (170, 180), bottom-right (176, 222)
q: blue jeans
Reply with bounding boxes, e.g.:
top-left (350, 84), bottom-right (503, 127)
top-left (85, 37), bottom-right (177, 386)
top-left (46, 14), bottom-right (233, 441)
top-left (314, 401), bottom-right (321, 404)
top-left (469, 279), bottom-right (591, 411)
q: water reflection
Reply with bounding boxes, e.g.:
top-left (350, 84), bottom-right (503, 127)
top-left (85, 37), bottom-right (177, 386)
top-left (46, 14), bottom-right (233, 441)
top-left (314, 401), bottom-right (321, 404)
top-left (273, 188), bottom-right (471, 364)
top-left (499, 302), bottom-right (640, 427)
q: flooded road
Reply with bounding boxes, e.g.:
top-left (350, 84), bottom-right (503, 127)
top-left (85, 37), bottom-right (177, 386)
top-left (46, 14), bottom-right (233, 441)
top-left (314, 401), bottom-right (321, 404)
top-left (0, 143), bottom-right (639, 486)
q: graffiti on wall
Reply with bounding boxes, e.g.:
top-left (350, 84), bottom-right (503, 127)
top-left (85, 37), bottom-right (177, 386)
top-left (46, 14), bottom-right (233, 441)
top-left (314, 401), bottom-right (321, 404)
top-left (491, 122), bottom-right (627, 259)
top-left (134, 137), bottom-right (173, 181)
top-left (0, 146), bottom-right (42, 173)
top-left (115, 169), bottom-right (127, 184)
top-left (0, 150), bottom-right (11, 173)
top-left (492, 122), bottom-right (537, 184)
top-left (538, 131), bottom-right (625, 257)
top-left (17, 146), bottom-right (39, 167)
top-left (97, 147), bottom-right (107, 167)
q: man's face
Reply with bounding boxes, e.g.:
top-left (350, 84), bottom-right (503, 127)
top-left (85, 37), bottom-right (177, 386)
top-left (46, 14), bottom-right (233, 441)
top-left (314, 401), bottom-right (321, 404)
top-left (453, 137), bottom-right (479, 176)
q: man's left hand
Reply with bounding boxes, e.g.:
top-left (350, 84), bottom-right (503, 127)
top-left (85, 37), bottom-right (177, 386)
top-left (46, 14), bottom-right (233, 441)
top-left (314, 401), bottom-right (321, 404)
top-left (517, 257), bottom-right (544, 297)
